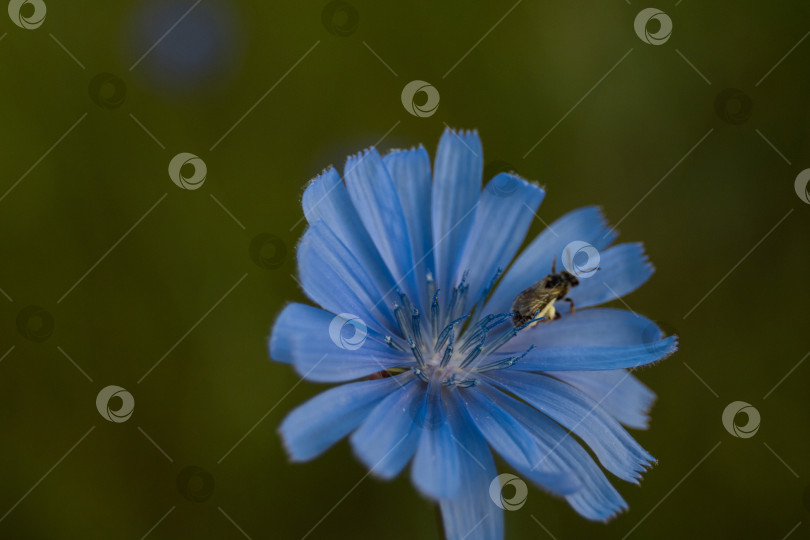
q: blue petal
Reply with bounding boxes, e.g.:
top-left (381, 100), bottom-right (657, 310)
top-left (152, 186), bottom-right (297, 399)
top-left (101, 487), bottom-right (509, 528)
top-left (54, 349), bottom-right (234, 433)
top-left (279, 375), bottom-right (411, 461)
top-left (440, 390), bottom-right (503, 540)
top-left (454, 174), bottom-right (545, 313)
top-left (491, 309), bottom-right (678, 372)
top-left (505, 308), bottom-right (666, 351)
top-left (483, 371), bottom-right (655, 483)
top-left (496, 337), bottom-right (677, 372)
top-left (269, 303), bottom-right (413, 382)
top-left (431, 128), bottom-right (483, 298)
top-left (562, 243), bottom-right (654, 313)
top-left (297, 220), bottom-right (397, 334)
top-left (482, 206), bottom-right (616, 320)
top-left (479, 385), bottom-right (628, 521)
top-left (350, 377), bottom-right (423, 479)
top-left (410, 382), bottom-right (462, 499)
top-left (383, 147), bottom-right (434, 315)
top-left (548, 369), bottom-right (656, 429)
top-left (462, 387), bottom-right (581, 495)
top-left (344, 148), bottom-right (420, 305)
top-left (302, 168), bottom-right (399, 310)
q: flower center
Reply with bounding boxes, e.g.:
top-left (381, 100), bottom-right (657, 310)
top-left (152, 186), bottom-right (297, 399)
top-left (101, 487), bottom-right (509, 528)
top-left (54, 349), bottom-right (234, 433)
top-left (384, 271), bottom-right (538, 387)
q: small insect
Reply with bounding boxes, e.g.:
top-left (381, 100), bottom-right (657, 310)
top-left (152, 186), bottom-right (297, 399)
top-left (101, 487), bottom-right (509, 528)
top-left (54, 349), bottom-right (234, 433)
top-left (510, 257), bottom-right (589, 328)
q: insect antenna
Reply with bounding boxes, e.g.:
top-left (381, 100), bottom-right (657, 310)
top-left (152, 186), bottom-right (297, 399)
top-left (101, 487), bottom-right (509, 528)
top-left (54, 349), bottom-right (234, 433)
top-left (563, 245), bottom-right (574, 274)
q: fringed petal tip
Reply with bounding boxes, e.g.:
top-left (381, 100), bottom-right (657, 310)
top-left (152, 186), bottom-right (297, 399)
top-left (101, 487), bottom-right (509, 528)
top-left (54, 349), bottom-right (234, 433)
top-left (300, 168), bottom-right (342, 213)
top-left (628, 400), bottom-right (656, 431)
top-left (487, 170), bottom-right (546, 193)
top-left (638, 243), bottom-right (656, 275)
top-left (436, 129), bottom-right (484, 165)
top-left (384, 143), bottom-right (427, 156)
top-left (611, 242), bottom-right (655, 286)
top-left (613, 241), bottom-right (656, 280)
top-left (597, 502), bottom-right (630, 523)
top-left (637, 334), bottom-right (679, 369)
top-left (593, 205), bottom-right (619, 245)
top-left (441, 126), bottom-right (479, 138)
top-left (625, 455), bottom-right (657, 485)
top-left (303, 165), bottom-right (338, 187)
top-left (344, 147), bottom-right (382, 171)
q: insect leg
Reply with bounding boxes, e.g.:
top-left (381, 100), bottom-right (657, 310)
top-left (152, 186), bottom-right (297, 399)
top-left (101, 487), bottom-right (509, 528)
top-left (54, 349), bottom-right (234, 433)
top-left (564, 297), bottom-right (575, 314)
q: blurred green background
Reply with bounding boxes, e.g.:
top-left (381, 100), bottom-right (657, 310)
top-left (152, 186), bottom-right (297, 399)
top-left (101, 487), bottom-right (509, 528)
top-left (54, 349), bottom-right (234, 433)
top-left (1, 1), bottom-right (809, 538)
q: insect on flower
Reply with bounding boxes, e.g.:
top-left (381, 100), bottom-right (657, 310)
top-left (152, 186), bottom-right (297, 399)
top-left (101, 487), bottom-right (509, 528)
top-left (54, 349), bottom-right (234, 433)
top-left (510, 254), bottom-right (595, 328)
top-left (270, 128), bottom-right (677, 540)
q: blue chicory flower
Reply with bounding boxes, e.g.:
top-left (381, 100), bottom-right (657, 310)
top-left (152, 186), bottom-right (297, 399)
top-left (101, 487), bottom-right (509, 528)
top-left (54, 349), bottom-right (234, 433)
top-left (270, 128), bottom-right (677, 540)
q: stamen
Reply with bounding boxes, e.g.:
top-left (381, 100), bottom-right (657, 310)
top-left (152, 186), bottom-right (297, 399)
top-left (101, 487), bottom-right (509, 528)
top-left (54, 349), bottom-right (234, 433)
top-left (479, 326), bottom-right (518, 358)
top-left (406, 266), bottom-right (539, 385)
top-left (385, 336), bottom-right (406, 352)
top-left (457, 314), bottom-right (495, 352)
top-left (516, 310), bottom-right (545, 331)
top-left (471, 267), bottom-right (503, 317)
top-left (489, 312), bottom-right (518, 329)
top-left (474, 356), bottom-right (519, 372)
top-left (439, 331), bottom-right (454, 367)
top-left (446, 272), bottom-right (469, 325)
top-left (426, 271), bottom-right (436, 309)
top-left (411, 309), bottom-right (424, 350)
top-left (430, 290), bottom-right (440, 345)
top-left (474, 345), bottom-right (534, 373)
top-left (458, 313), bottom-right (513, 352)
top-left (459, 336), bottom-right (486, 369)
top-left (409, 338), bottom-right (426, 368)
top-left (451, 283), bottom-right (469, 323)
top-left (398, 291), bottom-right (414, 318)
top-left (413, 368), bottom-right (429, 382)
top-left (484, 267), bottom-right (503, 297)
top-left (434, 315), bottom-right (468, 353)
top-left (393, 304), bottom-right (411, 342)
